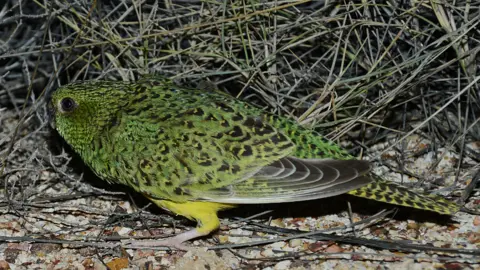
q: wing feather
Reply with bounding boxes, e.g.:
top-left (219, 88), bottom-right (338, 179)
top-left (191, 157), bottom-right (372, 204)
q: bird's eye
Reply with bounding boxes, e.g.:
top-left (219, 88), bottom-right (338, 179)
top-left (60, 97), bottom-right (76, 112)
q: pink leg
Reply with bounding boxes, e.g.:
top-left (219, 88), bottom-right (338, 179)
top-left (124, 228), bottom-right (208, 250)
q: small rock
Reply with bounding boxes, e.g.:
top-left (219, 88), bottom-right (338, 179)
top-left (0, 260), bottom-right (10, 270)
top-left (325, 244), bottom-right (344, 253)
top-left (466, 232), bottom-right (479, 244)
top-left (116, 227), bottom-right (132, 236)
top-left (288, 239), bottom-right (302, 248)
top-left (473, 216), bottom-right (480, 226)
top-left (407, 222), bottom-right (420, 230)
top-left (217, 235), bottom-right (229, 244)
top-left (308, 241), bottom-right (329, 252)
top-left (160, 257), bottom-right (171, 266)
top-left (270, 218), bottom-right (285, 228)
top-left (260, 248), bottom-right (275, 257)
top-left (270, 241), bottom-right (286, 249)
top-left (274, 260), bottom-right (291, 270)
top-left (82, 258), bottom-right (95, 269)
top-left (4, 248), bottom-right (21, 264)
top-left (106, 258), bottom-right (129, 270)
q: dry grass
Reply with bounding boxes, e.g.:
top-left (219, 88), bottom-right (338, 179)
top-left (0, 0), bottom-right (479, 268)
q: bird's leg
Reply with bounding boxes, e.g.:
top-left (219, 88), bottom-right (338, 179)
top-left (124, 227), bottom-right (210, 251)
top-left (124, 199), bottom-right (235, 250)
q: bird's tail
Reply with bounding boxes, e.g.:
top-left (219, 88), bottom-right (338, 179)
top-left (347, 180), bottom-right (460, 215)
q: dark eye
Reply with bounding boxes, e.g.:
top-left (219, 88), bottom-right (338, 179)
top-left (60, 97), bottom-right (76, 112)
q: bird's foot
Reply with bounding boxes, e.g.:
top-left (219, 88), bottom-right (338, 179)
top-left (123, 229), bottom-right (203, 251)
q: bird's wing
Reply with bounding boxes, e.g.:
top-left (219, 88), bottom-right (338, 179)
top-left (189, 157), bottom-right (372, 204)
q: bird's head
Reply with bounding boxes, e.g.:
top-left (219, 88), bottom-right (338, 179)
top-left (47, 81), bottom-right (131, 152)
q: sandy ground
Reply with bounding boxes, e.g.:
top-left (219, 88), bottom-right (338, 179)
top-left (0, 109), bottom-right (479, 269)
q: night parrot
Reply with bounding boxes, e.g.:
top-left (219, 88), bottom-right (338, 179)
top-left (47, 77), bottom-right (459, 249)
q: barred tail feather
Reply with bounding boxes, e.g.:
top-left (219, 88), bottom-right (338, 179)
top-left (347, 180), bottom-right (460, 215)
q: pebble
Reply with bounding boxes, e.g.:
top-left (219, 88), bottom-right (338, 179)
top-left (473, 216), bottom-right (480, 226)
top-left (274, 260), bottom-right (291, 270)
top-left (288, 238), bottom-right (302, 248)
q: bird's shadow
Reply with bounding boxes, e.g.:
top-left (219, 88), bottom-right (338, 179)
top-left (222, 195), bottom-right (456, 227)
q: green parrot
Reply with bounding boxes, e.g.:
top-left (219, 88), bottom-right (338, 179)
top-left (47, 77), bottom-right (459, 249)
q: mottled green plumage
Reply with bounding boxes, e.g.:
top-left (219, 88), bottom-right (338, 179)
top-left (47, 78), bottom-right (459, 248)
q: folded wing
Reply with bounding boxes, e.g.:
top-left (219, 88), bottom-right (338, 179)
top-left (192, 157), bottom-right (372, 204)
